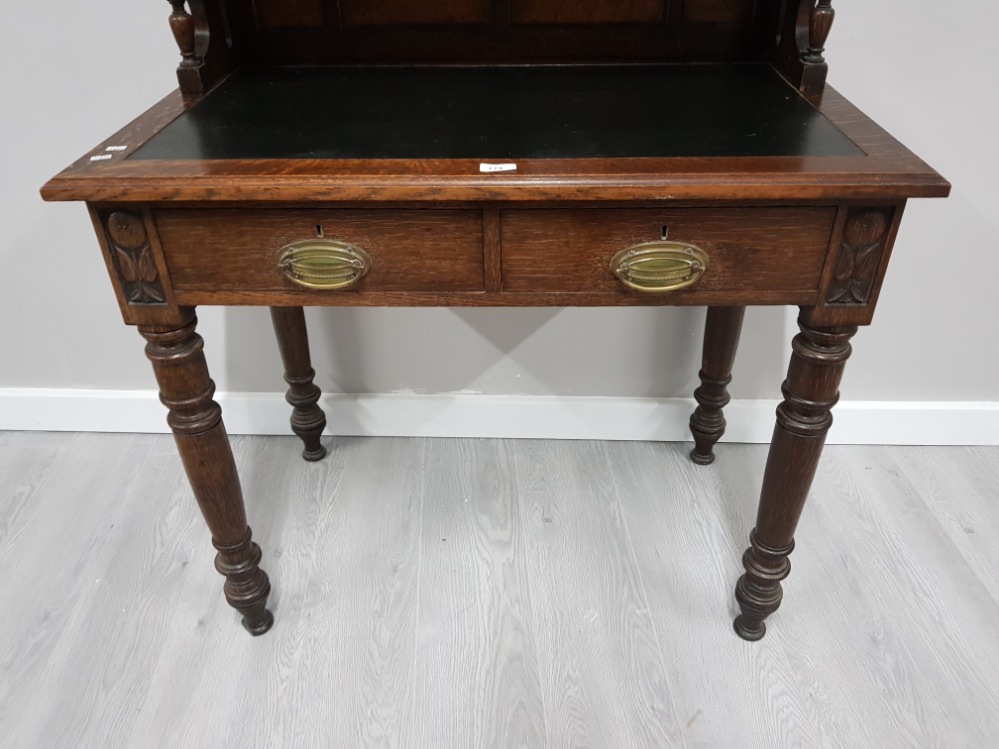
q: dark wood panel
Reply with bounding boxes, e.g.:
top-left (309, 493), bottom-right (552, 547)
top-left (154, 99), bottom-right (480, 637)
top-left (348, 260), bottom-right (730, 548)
top-left (341, 0), bottom-right (493, 25)
top-left (512, 0), bottom-right (663, 24)
top-left (253, 0), bottom-right (325, 29)
top-left (220, 0), bottom-right (772, 64)
top-left (685, 0), bottom-right (755, 23)
top-left (229, 26), bottom-right (762, 64)
top-left (155, 208), bottom-right (485, 292)
top-left (501, 207), bottom-right (836, 293)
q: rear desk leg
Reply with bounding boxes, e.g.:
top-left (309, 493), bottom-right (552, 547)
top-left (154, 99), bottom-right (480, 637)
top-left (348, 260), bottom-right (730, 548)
top-left (734, 311), bottom-right (857, 640)
top-left (689, 306), bottom-right (746, 465)
top-left (140, 309), bottom-right (274, 635)
top-left (270, 306), bottom-right (328, 462)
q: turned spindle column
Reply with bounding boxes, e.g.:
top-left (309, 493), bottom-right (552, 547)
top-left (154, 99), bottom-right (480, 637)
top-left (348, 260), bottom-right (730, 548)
top-left (141, 309), bottom-right (274, 635)
top-left (270, 306), bottom-right (328, 462)
top-left (805, 0), bottom-right (835, 64)
top-left (734, 311), bottom-right (857, 641)
top-left (690, 306), bottom-right (746, 465)
top-left (165, 0), bottom-right (215, 98)
top-left (167, 1), bottom-right (198, 69)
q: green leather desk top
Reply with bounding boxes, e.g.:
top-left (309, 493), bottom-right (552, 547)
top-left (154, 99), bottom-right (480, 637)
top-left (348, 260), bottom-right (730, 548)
top-left (132, 64), bottom-right (863, 161)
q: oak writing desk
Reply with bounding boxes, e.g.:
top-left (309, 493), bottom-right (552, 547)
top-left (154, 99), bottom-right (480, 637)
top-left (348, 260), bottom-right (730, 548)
top-left (42, 1), bottom-right (948, 640)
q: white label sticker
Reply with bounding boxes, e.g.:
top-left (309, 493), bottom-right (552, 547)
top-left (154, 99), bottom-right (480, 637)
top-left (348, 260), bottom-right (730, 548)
top-left (105, 145), bottom-right (128, 152)
top-left (89, 154), bottom-right (113, 162)
top-left (479, 163), bottom-right (517, 173)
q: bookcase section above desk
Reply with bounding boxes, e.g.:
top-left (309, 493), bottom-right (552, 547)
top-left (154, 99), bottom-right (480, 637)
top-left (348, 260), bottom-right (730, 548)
top-left (172, 0), bottom-right (834, 98)
top-left (236, 0), bottom-right (773, 62)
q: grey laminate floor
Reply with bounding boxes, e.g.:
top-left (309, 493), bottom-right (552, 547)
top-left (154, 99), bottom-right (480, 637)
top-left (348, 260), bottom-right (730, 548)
top-left (1, 431), bottom-right (997, 748)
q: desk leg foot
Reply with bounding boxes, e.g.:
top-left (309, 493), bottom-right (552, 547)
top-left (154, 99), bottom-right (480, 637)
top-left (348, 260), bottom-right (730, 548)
top-left (734, 533), bottom-right (791, 641)
top-left (215, 529), bottom-right (274, 636)
top-left (141, 310), bottom-right (274, 636)
top-left (734, 313), bottom-right (856, 640)
top-left (271, 306), bottom-right (327, 462)
top-left (690, 306), bottom-right (745, 465)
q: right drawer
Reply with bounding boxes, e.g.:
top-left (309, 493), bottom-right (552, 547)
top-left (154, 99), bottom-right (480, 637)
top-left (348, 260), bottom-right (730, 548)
top-left (500, 207), bottom-right (837, 295)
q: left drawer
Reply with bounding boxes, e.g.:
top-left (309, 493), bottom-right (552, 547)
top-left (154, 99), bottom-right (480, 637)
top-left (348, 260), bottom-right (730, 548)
top-left (154, 209), bottom-right (485, 293)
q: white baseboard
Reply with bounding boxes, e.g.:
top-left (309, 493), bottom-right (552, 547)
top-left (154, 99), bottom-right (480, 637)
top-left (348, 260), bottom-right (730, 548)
top-left (1, 389), bottom-right (997, 446)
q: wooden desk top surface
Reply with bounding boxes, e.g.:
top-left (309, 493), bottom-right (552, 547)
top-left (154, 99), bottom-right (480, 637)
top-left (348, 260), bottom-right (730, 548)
top-left (42, 63), bottom-right (949, 204)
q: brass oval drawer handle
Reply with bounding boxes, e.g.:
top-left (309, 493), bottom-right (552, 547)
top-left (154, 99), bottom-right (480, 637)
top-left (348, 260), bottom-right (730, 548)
top-left (610, 241), bottom-right (710, 293)
top-left (277, 239), bottom-right (372, 290)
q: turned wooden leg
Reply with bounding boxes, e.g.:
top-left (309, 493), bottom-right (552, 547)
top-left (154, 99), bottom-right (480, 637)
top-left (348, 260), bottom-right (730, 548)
top-left (689, 306), bottom-right (746, 465)
top-left (270, 306), bottom-right (328, 462)
top-left (141, 309), bottom-right (274, 635)
top-left (734, 311), bottom-right (857, 641)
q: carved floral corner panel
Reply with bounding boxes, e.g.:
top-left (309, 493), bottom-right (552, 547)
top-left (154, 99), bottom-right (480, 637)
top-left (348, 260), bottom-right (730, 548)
top-left (826, 207), bottom-right (893, 306)
top-left (103, 210), bottom-right (168, 306)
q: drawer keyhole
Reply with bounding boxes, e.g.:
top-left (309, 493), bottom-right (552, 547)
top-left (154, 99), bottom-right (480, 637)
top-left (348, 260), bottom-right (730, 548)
top-left (661, 225), bottom-right (669, 240)
top-left (315, 224), bottom-right (324, 238)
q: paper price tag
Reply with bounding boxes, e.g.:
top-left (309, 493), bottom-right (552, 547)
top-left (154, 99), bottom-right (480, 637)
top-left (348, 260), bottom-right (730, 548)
top-left (479, 163), bottom-right (517, 173)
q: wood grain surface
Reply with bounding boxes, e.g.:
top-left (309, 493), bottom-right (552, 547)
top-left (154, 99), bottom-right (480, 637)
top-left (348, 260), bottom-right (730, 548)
top-left (155, 208), bottom-right (486, 293)
top-left (500, 207), bottom-right (834, 293)
top-left (1, 432), bottom-right (997, 747)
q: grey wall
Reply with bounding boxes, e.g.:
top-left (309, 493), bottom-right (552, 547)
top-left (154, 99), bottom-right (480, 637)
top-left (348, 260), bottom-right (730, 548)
top-left (2, 1), bottom-right (996, 407)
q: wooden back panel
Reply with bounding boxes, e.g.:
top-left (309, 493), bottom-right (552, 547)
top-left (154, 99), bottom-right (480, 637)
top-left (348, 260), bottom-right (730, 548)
top-left (168, 1), bottom-right (834, 98)
top-left (227, 0), bottom-right (776, 64)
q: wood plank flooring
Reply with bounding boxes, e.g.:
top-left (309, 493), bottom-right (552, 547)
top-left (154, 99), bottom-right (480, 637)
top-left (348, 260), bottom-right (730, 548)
top-left (1, 431), bottom-right (997, 748)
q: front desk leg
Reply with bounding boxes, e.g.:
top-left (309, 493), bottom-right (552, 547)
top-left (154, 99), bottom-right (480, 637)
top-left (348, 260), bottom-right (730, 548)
top-left (734, 311), bottom-right (857, 641)
top-left (140, 309), bottom-right (274, 635)
top-left (690, 306), bottom-right (746, 465)
top-left (270, 306), bottom-right (328, 462)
